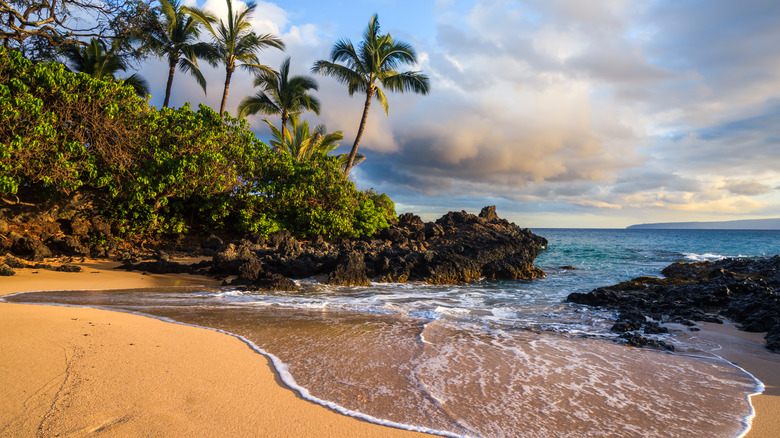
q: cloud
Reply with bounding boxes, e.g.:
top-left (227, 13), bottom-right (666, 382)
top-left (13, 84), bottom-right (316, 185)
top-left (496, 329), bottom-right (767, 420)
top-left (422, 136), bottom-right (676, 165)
top-left (722, 180), bottom-right (773, 196)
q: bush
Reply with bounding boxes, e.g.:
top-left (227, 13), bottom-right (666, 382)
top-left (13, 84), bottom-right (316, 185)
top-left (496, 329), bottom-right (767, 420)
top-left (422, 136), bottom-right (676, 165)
top-left (0, 47), bottom-right (148, 195)
top-left (241, 152), bottom-right (395, 239)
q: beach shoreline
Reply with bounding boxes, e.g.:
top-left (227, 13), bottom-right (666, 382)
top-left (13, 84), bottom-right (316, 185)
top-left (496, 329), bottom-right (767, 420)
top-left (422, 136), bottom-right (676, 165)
top-left (1, 258), bottom-right (778, 437)
top-left (0, 259), bottom-right (426, 437)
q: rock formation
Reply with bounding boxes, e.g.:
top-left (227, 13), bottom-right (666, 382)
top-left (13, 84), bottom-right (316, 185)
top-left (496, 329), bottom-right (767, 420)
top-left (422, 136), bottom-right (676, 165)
top-left (567, 257), bottom-right (780, 352)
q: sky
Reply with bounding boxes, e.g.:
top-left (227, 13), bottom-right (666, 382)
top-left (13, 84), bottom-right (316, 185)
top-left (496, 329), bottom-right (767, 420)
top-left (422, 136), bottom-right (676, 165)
top-left (138, 0), bottom-right (780, 228)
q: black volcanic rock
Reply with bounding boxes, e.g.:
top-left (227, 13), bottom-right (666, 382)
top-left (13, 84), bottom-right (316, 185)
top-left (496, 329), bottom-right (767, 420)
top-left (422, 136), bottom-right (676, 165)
top-left (328, 251), bottom-right (370, 286)
top-left (110, 206), bottom-right (547, 293)
top-left (567, 257), bottom-right (780, 352)
top-left (0, 263), bottom-right (14, 276)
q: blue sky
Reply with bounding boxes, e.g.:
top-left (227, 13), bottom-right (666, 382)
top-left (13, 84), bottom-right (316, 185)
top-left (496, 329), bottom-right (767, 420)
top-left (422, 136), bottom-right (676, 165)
top-left (140, 0), bottom-right (780, 228)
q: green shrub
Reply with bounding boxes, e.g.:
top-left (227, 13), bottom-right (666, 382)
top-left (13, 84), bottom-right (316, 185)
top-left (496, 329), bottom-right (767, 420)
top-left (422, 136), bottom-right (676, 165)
top-left (242, 151), bottom-right (393, 239)
top-left (0, 47), bottom-right (394, 239)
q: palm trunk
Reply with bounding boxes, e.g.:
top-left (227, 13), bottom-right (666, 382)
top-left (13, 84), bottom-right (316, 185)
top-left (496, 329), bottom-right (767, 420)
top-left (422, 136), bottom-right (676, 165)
top-left (220, 67), bottom-right (234, 115)
top-left (162, 56), bottom-right (177, 108)
top-left (345, 88), bottom-right (374, 176)
top-left (280, 112), bottom-right (288, 151)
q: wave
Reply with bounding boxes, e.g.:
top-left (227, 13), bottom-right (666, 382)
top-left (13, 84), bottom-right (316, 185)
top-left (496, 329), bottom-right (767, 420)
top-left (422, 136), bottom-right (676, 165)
top-left (683, 252), bottom-right (728, 262)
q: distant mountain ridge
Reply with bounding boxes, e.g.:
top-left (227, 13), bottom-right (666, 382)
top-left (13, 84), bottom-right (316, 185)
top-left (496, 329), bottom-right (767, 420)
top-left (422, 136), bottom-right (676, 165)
top-left (627, 218), bottom-right (780, 230)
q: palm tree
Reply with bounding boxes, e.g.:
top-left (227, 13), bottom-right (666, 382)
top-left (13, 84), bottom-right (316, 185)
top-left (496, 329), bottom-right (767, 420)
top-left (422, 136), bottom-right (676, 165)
top-left (312, 14), bottom-right (430, 175)
top-left (186, 0), bottom-right (284, 115)
top-left (143, 0), bottom-right (213, 108)
top-left (237, 57), bottom-right (320, 146)
top-left (264, 115), bottom-right (363, 170)
top-left (60, 38), bottom-right (150, 97)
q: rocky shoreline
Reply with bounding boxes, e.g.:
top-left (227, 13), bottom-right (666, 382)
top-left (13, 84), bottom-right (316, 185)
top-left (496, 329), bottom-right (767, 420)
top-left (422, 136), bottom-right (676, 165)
top-left (6, 204), bottom-right (779, 354)
top-left (567, 257), bottom-right (780, 352)
top-left (1, 206), bottom-right (548, 288)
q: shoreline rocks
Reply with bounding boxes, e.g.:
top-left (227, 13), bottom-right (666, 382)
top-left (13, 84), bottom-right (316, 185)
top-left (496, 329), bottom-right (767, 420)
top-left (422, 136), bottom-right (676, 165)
top-left (567, 257), bottom-right (780, 352)
top-left (1, 206), bottom-right (548, 289)
top-left (192, 206), bottom-right (548, 289)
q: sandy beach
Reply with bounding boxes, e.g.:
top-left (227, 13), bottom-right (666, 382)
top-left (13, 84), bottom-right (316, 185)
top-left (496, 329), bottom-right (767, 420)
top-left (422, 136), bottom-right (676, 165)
top-left (0, 260), bottom-right (424, 437)
top-left (1, 259), bottom-right (778, 437)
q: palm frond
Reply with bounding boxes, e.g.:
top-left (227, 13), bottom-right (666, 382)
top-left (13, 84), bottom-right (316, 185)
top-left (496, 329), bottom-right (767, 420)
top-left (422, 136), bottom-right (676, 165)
top-left (123, 73), bottom-right (150, 97)
top-left (312, 60), bottom-right (368, 95)
top-left (182, 6), bottom-right (217, 36)
top-left (237, 92), bottom-right (280, 119)
top-left (381, 71), bottom-right (431, 95)
top-left (374, 87), bottom-right (389, 116)
top-left (178, 57), bottom-right (208, 94)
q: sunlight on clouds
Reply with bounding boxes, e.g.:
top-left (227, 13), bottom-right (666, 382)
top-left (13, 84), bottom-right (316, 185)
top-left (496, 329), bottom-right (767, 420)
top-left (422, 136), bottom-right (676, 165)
top-left (572, 200), bottom-right (623, 210)
top-left (250, 1), bottom-right (288, 35)
top-left (532, 26), bottom-right (587, 62)
top-left (136, 0), bottom-right (780, 227)
top-left (669, 197), bottom-right (767, 214)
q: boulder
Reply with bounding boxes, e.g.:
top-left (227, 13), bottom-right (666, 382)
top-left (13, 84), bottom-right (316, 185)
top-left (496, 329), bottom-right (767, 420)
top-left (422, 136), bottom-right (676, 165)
top-left (329, 251), bottom-right (370, 286)
top-left (0, 263), bottom-right (14, 276)
top-left (248, 272), bottom-right (299, 292)
top-left (478, 205), bottom-right (499, 222)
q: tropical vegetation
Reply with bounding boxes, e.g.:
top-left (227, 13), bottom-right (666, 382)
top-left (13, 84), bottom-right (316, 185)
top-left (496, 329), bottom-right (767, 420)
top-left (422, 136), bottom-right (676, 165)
top-left (60, 37), bottom-right (150, 97)
top-left (238, 57), bottom-right (320, 146)
top-left (0, 47), bottom-right (393, 238)
top-left (141, 0), bottom-right (212, 108)
top-left (0, 7), bottom-right (430, 240)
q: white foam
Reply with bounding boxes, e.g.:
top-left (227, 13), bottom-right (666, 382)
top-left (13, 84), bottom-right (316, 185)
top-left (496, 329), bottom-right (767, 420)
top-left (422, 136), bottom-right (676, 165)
top-left (683, 252), bottom-right (727, 262)
top-left (665, 348), bottom-right (765, 438)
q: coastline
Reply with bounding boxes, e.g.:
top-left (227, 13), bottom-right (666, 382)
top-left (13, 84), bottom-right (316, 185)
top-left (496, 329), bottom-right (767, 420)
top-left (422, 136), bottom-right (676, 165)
top-left (0, 259), bottom-right (425, 437)
top-left (681, 322), bottom-right (780, 438)
top-left (0, 259), bottom-right (778, 437)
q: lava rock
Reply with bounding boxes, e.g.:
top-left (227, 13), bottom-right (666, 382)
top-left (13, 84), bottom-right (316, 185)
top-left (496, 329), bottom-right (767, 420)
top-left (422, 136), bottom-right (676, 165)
top-left (329, 251), bottom-right (370, 286)
top-left (0, 263), bottom-right (15, 276)
top-left (568, 257), bottom-right (780, 352)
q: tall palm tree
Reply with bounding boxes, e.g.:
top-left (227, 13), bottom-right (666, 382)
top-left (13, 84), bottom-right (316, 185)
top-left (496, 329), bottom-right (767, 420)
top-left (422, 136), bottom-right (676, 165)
top-left (237, 57), bottom-right (320, 146)
top-left (143, 0), bottom-right (213, 108)
top-left (60, 38), bottom-right (150, 97)
top-left (186, 0), bottom-right (284, 115)
top-left (312, 14), bottom-right (430, 175)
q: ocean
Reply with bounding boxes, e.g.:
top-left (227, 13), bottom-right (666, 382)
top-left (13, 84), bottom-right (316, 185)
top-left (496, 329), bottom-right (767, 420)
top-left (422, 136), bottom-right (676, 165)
top-left (7, 228), bottom-right (780, 437)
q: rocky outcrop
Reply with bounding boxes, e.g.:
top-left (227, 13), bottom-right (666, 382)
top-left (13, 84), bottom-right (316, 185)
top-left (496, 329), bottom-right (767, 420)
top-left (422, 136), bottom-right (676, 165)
top-left (114, 206), bottom-right (547, 291)
top-left (2, 206), bottom-right (547, 291)
top-left (567, 257), bottom-right (780, 352)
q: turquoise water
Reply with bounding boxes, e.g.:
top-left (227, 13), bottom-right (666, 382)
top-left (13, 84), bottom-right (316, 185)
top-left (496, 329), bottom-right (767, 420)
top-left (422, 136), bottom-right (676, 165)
top-left (7, 228), bottom-right (780, 437)
top-left (535, 228), bottom-right (780, 286)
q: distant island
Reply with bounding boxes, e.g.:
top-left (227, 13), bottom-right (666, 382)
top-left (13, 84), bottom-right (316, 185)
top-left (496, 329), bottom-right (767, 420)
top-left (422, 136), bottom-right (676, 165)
top-left (627, 218), bottom-right (780, 230)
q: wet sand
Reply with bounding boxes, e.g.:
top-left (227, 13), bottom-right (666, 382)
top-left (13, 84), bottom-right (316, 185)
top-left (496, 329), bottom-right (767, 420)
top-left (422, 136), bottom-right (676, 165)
top-left (1, 258), bottom-right (778, 437)
top-left (0, 259), bottom-right (424, 437)
top-left (681, 323), bottom-right (780, 438)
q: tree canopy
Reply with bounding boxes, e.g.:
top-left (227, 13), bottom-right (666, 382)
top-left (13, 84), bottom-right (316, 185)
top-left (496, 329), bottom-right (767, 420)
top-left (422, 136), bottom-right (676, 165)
top-left (1, 0), bottom-right (150, 49)
top-left (0, 47), bottom-right (394, 238)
